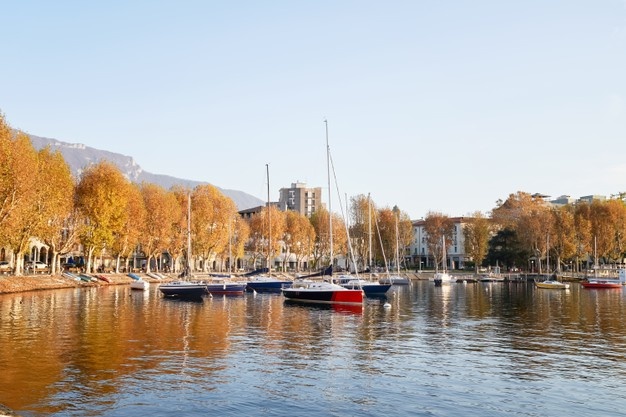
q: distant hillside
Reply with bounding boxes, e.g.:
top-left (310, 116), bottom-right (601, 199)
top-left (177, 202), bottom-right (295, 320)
top-left (26, 133), bottom-right (264, 210)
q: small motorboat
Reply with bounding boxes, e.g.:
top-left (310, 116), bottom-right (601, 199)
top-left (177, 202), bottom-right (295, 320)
top-left (535, 279), bottom-right (569, 290)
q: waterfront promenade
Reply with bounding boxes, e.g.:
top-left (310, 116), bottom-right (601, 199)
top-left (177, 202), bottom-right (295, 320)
top-left (0, 271), bottom-right (430, 295)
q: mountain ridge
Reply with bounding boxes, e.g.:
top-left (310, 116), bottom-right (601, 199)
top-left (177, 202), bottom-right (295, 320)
top-left (26, 133), bottom-right (264, 210)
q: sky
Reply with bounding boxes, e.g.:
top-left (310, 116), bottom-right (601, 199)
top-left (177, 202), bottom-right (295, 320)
top-left (1, 1), bottom-right (625, 219)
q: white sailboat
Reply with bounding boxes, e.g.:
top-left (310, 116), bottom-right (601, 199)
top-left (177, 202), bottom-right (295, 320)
top-left (431, 236), bottom-right (454, 285)
top-left (535, 234), bottom-right (569, 290)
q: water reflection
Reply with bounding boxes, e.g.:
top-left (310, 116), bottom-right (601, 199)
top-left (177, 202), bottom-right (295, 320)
top-left (1, 282), bottom-right (626, 416)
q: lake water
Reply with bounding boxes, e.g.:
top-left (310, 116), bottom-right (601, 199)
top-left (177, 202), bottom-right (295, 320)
top-left (1, 280), bottom-right (626, 416)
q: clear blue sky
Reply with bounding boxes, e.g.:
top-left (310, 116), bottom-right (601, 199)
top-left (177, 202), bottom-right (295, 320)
top-left (2, 1), bottom-right (625, 219)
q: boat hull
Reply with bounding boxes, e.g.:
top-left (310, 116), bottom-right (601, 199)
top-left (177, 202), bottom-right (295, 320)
top-left (379, 276), bottom-right (410, 285)
top-left (246, 280), bottom-right (293, 293)
top-left (535, 281), bottom-right (569, 290)
top-left (282, 286), bottom-right (363, 305)
top-left (159, 282), bottom-right (207, 299)
top-left (581, 281), bottom-right (623, 289)
top-left (206, 283), bottom-right (247, 295)
top-left (339, 281), bottom-right (391, 297)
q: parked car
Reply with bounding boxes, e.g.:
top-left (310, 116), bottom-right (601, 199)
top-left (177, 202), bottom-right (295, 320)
top-left (0, 261), bottom-right (11, 272)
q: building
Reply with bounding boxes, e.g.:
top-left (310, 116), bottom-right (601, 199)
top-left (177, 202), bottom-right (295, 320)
top-left (278, 182), bottom-right (322, 217)
top-left (410, 217), bottom-right (468, 271)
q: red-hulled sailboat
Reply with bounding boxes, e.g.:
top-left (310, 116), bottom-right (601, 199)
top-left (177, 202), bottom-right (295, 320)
top-left (281, 120), bottom-right (363, 306)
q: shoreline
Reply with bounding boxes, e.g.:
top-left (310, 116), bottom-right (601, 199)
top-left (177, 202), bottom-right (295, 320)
top-left (0, 273), bottom-right (168, 295)
top-left (0, 271), bottom-right (433, 295)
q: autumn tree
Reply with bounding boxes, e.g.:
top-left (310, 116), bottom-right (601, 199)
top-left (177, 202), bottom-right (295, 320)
top-left (36, 148), bottom-right (76, 274)
top-left (0, 131), bottom-right (39, 274)
top-left (76, 161), bottom-right (130, 273)
top-left (282, 210), bottom-right (314, 272)
top-left (169, 186), bottom-right (191, 273)
top-left (550, 206), bottom-right (576, 272)
top-left (191, 185), bottom-right (238, 272)
top-left (573, 203), bottom-right (592, 272)
top-left (138, 183), bottom-right (180, 273)
top-left (288, 212), bottom-right (315, 272)
top-left (309, 207), bottom-right (347, 270)
top-left (493, 192), bottom-right (551, 274)
top-left (109, 183), bottom-right (145, 273)
top-left (348, 194), bottom-right (375, 271)
top-left (396, 207), bottom-right (413, 271)
top-left (463, 211), bottom-right (491, 274)
top-left (245, 204), bottom-right (285, 271)
top-left (228, 216), bottom-right (250, 272)
top-left (375, 208), bottom-right (398, 271)
top-left (423, 211), bottom-right (454, 271)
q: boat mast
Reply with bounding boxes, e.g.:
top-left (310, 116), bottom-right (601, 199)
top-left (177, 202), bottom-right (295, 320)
top-left (395, 213), bottom-right (400, 274)
top-left (368, 193), bottom-right (372, 279)
top-left (187, 192), bottom-right (192, 277)
top-left (325, 119), bottom-right (333, 270)
top-left (228, 218), bottom-right (232, 275)
top-left (266, 163), bottom-right (271, 277)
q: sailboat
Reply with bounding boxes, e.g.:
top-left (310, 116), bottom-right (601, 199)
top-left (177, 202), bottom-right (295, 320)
top-left (159, 194), bottom-right (208, 299)
top-left (535, 234), bottom-right (570, 290)
top-left (281, 121), bottom-right (364, 306)
top-left (245, 164), bottom-right (294, 293)
top-left (581, 236), bottom-right (624, 289)
top-left (431, 236), bottom-right (454, 285)
top-left (337, 194), bottom-right (392, 297)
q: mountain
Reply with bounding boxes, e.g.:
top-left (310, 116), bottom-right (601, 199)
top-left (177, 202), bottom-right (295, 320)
top-left (26, 133), bottom-right (264, 210)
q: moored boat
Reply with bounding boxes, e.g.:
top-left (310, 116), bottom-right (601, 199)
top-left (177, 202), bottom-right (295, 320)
top-left (281, 121), bottom-right (364, 308)
top-left (379, 275), bottom-right (411, 285)
top-left (130, 280), bottom-right (149, 291)
top-left (246, 275), bottom-right (293, 293)
top-left (282, 281), bottom-right (364, 305)
top-left (206, 281), bottom-right (247, 295)
top-left (336, 275), bottom-right (391, 297)
top-left (159, 281), bottom-right (208, 298)
top-left (431, 271), bottom-right (454, 286)
top-left (535, 279), bottom-right (570, 290)
top-left (580, 279), bottom-right (623, 289)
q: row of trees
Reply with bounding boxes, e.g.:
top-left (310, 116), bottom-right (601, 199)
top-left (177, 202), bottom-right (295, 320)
top-left (455, 192), bottom-right (626, 274)
top-left (0, 114), bottom-right (415, 276)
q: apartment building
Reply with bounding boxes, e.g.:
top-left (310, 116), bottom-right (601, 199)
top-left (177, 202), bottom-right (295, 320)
top-left (278, 182), bottom-right (322, 217)
top-left (410, 217), bottom-right (468, 271)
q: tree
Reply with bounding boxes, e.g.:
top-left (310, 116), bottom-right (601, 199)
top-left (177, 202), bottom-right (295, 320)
top-left (573, 203), bottom-right (592, 272)
top-left (140, 183), bottom-right (180, 273)
top-left (282, 210), bottom-right (314, 272)
top-left (309, 207), bottom-right (347, 270)
top-left (422, 212), bottom-right (454, 271)
top-left (191, 185), bottom-right (238, 272)
top-left (493, 192), bottom-right (551, 274)
top-left (76, 162), bottom-right (130, 273)
top-left (463, 212), bottom-right (491, 274)
top-left (37, 148), bottom-right (75, 275)
top-left (0, 131), bottom-right (39, 275)
top-left (348, 194), bottom-right (374, 271)
top-left (111, 183), bottom-right (145, 273)
top-left (550, 206), bottom-right (576, 273)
